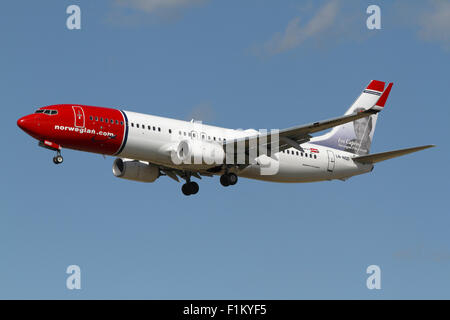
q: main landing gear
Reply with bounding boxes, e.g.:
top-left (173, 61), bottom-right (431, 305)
top-left (220, 172), bottom-right (238, 187)
top-left (181, 172), bottom-right (199, 196)
top-left (180, 171), bottom-right (238, 196)
top-left (181, 181), bottom-right (199, 196)
top-left (52, 151), bottom-right (63, 165)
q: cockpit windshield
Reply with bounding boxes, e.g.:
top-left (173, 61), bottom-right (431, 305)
top-left (35, 109), bottom-right (58, 115)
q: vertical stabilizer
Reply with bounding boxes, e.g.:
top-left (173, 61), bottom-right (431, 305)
top-left (312, 80), bottom-right (393, 155)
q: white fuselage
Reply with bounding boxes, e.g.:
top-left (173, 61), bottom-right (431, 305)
top-left (117, 110), bottom-right (373, 183)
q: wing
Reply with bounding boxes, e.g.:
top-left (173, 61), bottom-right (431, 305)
top-left (222, 108), bottom-right (380, 158)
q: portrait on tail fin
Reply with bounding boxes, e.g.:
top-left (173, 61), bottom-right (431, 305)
top-left (343, 108), bottom-right (374, 155)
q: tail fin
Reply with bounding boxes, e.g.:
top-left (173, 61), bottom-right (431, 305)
top-left (312, 80), bottom-right (393, 155)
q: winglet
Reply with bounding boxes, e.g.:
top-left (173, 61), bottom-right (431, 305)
top-left (372, 82), bottom-right (393, 111)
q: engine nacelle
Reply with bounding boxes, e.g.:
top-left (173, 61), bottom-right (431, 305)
top-left (172, 140), bottom-right (225, 165)
top-left (112, 158), bottom-right (160, 183)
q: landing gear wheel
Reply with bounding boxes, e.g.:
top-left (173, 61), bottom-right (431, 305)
top-left (228, 173), bottom-right (238, 185)
top-left (190, 182), bottom-right (199, 195)
top-left (220, 173), bottom-right (238, 187)
top-left (182, 183), bottom-right (191, 196)
top-left (53, 155), bottom-right (63, 164)
top-left (220, 174), bottom-right (230, 187)
top-left (181, 182), bottom-right (199, 196)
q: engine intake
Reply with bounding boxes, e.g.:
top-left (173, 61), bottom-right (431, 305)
top-left (173, 140), bottom-right (225, 165)
top-left (112, 158), bottom-right (160, 183)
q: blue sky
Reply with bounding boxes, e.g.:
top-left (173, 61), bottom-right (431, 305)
top-left (1, 0), bottom-right (449, 299)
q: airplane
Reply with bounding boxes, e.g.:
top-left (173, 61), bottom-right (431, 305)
top-left (17, 80), bottom-right (434, 196)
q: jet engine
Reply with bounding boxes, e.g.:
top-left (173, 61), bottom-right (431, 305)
top-left (112, 158), bottom-right (160, 182)
top-left (173, 140), bottom-right (225, 165)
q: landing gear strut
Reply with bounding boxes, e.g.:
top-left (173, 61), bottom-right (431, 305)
top-left (53, 151), bottom-right (63, 165)
top-left (220, 172), bottom-right (238, 187)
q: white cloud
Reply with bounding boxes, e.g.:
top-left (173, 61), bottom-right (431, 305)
top-left (115, 0), bottom-right (207, 14)
top-left (107, 0), bottom-right (209, 25)
top-left (418, 0), bottom-right (450, 47)
top-left (262, 0), bottom-right (340, 55)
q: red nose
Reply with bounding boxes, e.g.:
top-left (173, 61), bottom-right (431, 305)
top-left (17, 114), bottom-right (38, 135)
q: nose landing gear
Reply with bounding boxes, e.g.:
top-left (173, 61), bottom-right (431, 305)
top-left (39, 141), bottom-right (63, 165)
top-left (53, 151), bottom-right (63, 165)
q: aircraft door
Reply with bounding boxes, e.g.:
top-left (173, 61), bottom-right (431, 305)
top-left (72, 106), bottom-right (85, 128)
top-left (327, 150), bottom-right (335, 172)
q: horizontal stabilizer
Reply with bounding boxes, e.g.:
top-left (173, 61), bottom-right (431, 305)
top-left (353, 145), bottom-right (435, 164)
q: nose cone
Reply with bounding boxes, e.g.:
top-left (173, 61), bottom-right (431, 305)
top-left (17, 114), bottom-right (37, 135)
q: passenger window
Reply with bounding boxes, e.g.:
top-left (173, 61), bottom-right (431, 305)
top-left (90, 116), bottom-right (93, 121)
top-left (136, 124), bottom-right (139, 128)
top-left (169, 129), bottom-right (172, 134)
top-left (184, 132), bottom-right (187, 136)
top-left (158, 127), bottom-right (161, 132)
top-left (179, 131), bottom-right (182, 135)
top-left (213, 137), bottom-right (216, 141)
top-left (310, 154), bottom-right (312, 158)
top-left (116, 120), bottom-right (119, 125)
top-left (296, 151), bottom-right (299, 156)
top-left (100, 118), bottom-right (104, 122)
top-left (131, 123), bottom-right (134, 127)
top-left (105, 118), bottom-right (108, 123)
top-left (120, 121), bottom-right (123, 125)
top-left (142, 124), bottom-right (144, 129)
top-left (153, 126), bottom-right (156, 131)
top-left (314, 155), bottom-right (317, 159)
top-left (148, 126), bottom-right (151, 130)
top-left (95, 117), bottom-right (98, 121)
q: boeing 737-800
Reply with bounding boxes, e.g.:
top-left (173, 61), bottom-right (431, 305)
top-left (17, 80), bottom-right (433, 195)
